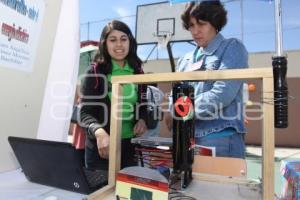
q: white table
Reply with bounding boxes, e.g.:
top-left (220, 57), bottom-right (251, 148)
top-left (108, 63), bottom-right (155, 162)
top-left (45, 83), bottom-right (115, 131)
top-left (0, 169), bottom-right (87, 200)
top-left (88, 173), bottom-right (262, 200)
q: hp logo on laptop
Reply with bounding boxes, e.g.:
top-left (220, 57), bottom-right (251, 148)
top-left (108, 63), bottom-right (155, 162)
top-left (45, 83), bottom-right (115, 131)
top-left (73, 182), bottom-right (80, 189)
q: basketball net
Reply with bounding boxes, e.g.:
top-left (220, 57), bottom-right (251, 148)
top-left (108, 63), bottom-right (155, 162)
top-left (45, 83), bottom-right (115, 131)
top-left (154, 32), bottom-right (173, 49)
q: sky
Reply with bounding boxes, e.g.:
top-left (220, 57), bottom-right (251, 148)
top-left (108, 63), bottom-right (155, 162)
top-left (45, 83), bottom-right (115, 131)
top-left (79, 0), bottom-right (300, 61)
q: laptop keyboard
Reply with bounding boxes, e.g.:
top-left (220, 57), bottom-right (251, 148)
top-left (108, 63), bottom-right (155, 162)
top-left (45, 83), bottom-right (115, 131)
top-left (83, 168), bottom-right (108, 188)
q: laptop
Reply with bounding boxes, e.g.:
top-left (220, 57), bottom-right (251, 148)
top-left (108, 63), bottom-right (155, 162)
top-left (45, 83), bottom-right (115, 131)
top-left (8, 136), bottom-right (108, 194)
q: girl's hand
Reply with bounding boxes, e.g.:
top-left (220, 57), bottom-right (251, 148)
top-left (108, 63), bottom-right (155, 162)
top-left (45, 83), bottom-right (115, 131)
top-left (133, 119), bottom-right (147, 136)
top-left (95, 128), bottom-right (110, 159)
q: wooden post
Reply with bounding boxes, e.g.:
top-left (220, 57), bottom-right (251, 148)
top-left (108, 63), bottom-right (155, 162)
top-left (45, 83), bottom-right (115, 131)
top-left (108, 83), bottom-right (122, 185)
top-left (87, 84), bottom-right (123, 200)
top-left (262, 77), bottom-right (275, 200)
top-left (87, 68), bottom-right (275, 199)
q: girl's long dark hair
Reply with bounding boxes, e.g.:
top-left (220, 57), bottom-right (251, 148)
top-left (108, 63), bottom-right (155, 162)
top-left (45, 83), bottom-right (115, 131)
top-left (94, 20), bottom-right (142, 74)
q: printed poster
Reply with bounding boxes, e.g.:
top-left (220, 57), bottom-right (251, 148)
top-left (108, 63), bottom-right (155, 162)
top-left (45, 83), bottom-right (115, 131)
top-left (0, 0), bottom-right (45, 72)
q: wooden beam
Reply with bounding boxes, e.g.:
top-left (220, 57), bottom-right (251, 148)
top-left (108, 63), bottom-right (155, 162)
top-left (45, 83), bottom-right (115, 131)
top-left (89, 67), bottom-right (275, 199)
top-left (108, 83), bottom-right (122, 186)
top-left (111, 68), bottom-right (273, 84)
top-left (193, 173), bottom-right (258, 185)
top-left (88, 185), bottom-right (115, 200)
top-left (193, 156), bottom-right (247, 177)
top-left (262, 77), bottom-right (275, 200)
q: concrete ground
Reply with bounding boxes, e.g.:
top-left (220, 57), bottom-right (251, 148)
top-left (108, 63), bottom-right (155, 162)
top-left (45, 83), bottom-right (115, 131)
top-left (246, 146), bottom-right (300, 196)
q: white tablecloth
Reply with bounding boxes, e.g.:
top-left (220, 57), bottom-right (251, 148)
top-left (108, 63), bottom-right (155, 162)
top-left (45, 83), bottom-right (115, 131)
top-left (0, 169), bottom-right (86, 200)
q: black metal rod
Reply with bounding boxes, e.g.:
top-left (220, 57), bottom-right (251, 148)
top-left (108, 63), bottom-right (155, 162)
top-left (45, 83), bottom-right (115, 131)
top-left (144, 44), bottom-right (158, 63)
top-left (272, 56), bottom-right (288, 128)
top-left (167, 42), bottom-right (176, 72)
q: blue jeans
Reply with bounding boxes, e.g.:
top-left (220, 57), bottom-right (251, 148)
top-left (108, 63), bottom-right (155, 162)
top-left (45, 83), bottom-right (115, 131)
top-left (195, 133), bottom-right (245, 159)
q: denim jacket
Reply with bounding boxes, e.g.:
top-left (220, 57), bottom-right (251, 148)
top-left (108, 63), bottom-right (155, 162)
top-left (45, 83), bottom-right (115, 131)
top-left (174, 33), bottom-right (248, 138)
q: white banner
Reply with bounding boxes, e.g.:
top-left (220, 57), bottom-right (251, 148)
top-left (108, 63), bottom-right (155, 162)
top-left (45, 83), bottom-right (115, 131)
top-left (37, 0), bottom-right (80, 142)
top-left (0, 0), bottom-right (45, 72)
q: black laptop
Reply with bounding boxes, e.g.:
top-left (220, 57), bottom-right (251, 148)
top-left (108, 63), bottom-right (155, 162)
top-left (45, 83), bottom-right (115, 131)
top-left (8, 136), bottom-right (108, 194)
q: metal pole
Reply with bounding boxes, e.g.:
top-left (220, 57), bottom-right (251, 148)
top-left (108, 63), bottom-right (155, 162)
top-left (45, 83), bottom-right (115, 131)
top-left (272, 0), bottom-right (288, 128)
top-left (274, 0), bottom-right (283, 56)
top-left (87, 22), bottom-right (90, 41)
top-left (144, 44), bottom-right (158, 63)
top-left (240, 0), bottom-right (244, 43)
top-left (167, 42), bottom-right (176, 72)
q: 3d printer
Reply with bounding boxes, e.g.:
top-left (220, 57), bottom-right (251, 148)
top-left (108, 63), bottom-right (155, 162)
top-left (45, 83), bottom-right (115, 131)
top-left (171, 82), bottom-right (195, 188)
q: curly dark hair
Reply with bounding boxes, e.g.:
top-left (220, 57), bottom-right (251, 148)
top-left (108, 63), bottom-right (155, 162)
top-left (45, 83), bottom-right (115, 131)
top-left (94, 20), bottom-right (142, 74)
top-left (181, 1), bottom-right (227, 33)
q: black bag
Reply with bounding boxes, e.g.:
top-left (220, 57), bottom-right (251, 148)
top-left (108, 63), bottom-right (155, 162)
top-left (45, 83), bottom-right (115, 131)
top-left (145, 87), bottom-right (161, 129)
top-left (71, 105), bottom-right (80, 124)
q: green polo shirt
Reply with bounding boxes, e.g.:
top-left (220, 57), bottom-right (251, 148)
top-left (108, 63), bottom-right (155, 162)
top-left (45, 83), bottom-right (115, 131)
top-left (107, 60), bottom-right (138, 139)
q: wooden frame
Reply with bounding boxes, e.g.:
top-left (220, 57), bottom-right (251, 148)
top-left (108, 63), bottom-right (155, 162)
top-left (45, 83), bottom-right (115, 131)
top-left (88, 68), bottom-right (274, 200)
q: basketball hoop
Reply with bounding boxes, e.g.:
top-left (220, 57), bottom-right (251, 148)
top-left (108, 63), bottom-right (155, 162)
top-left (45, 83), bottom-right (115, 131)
top-left (153, 32), bottom-right (173, 49)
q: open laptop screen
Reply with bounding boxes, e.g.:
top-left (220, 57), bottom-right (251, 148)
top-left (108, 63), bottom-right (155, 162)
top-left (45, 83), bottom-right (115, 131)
top-left (8, 136), bottom-right (106, 194)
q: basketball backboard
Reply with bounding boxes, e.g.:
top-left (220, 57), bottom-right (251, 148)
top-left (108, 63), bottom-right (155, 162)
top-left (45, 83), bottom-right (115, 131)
top-left (136, 1), bottom-right (193, 45)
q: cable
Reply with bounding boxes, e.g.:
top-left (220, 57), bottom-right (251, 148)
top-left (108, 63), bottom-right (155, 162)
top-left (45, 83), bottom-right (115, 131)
top-left (80, 14), bottom-right (135, 26)
top-left (169, 191), bottom-right (197, 200)
top-left (259, 90), bottom-right (294, 105)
